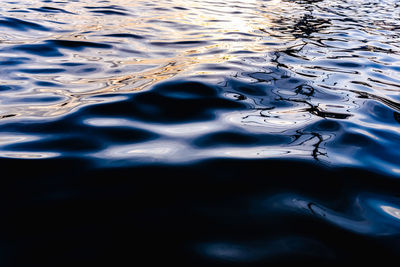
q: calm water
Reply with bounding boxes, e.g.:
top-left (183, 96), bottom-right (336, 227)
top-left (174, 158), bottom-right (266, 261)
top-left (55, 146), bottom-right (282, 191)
top-left (1, 0), bottom-right (400, 264)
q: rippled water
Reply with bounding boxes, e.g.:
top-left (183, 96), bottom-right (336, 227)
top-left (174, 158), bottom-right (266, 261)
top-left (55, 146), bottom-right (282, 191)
top-left (1, 0), bottom-right (400, 265)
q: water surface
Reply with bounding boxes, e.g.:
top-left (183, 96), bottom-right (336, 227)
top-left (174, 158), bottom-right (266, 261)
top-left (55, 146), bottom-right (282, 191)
top-left (1, 0), bottom-right (400, 265)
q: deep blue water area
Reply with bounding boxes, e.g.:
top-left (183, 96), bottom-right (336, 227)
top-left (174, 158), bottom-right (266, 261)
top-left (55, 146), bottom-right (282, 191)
top-left (1, 0), bottom-right (400, 265)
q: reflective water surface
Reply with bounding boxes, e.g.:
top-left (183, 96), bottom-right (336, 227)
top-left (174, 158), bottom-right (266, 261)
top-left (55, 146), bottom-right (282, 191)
top-left (1, 0), bottom-right (400, 265)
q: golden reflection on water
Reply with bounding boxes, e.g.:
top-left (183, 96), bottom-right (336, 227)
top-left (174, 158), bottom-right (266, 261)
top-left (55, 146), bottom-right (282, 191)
top-left (0, 0), bottom-right (285, 119)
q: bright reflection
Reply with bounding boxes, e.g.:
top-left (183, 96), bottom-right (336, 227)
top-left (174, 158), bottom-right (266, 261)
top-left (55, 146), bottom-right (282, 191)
top-left (84, 117), bottom-right (224, 137)
top-left (0, 134), bottom-right (40, 146)
top-left (92, 142), bottom-right (313, 164)
top-left (0, 151), bottom-right (59, 159)
top-left (92, 141), bottom-right (194, 162)
top-left (381, 205), bottom-right (400, 220)
top-left (0, 0), bottom-right (280, 119)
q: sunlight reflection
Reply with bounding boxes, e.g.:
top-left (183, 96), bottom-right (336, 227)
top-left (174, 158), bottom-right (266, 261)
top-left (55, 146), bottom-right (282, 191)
top-left (0, 0), bottom-right (279, 119)
top-left (381, 205), bottom-right (400, 220)
top-left (0, 151), bottom-right (59, 159)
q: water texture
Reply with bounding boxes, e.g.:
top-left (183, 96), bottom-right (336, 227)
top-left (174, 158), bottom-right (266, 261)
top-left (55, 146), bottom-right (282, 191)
top-left (1, 0), bottom-right (400, 265)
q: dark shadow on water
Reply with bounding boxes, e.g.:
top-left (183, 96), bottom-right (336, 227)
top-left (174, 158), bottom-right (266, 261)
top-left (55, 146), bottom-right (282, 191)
top-left (2, 158), bottom-right (400, 266)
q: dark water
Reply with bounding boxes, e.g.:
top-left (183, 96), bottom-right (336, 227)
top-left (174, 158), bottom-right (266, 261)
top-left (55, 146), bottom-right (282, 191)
top-left (1, 0), bottom-right (400, 265)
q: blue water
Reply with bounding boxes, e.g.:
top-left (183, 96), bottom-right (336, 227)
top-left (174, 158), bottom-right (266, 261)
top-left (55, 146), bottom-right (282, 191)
top-left (1, 0), bottom-right (400, 265)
